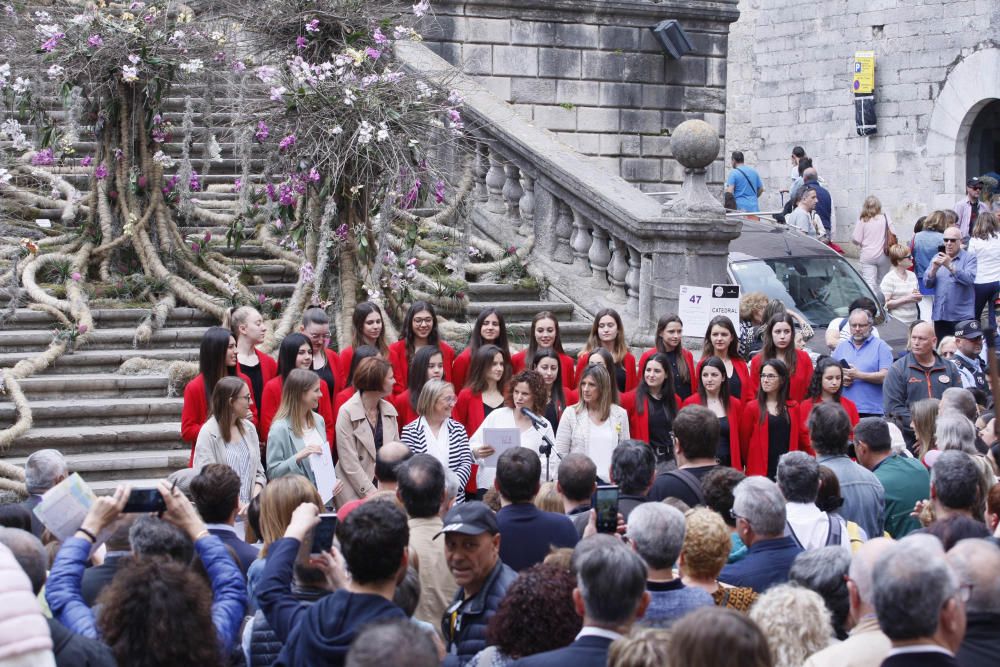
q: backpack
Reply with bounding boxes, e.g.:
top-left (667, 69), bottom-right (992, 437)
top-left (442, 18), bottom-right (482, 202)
top-left (785, 514), bottom-right (843, 548)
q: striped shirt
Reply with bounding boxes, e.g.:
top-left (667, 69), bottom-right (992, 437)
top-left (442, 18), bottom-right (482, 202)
top-left (401, 417), bottom-right (474, 502)
top-left (223, 434), bottom-right (254, 505)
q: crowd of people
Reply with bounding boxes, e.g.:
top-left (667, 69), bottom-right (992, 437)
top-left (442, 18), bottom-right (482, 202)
top-left (4, 260), bottom-right (1000, 665)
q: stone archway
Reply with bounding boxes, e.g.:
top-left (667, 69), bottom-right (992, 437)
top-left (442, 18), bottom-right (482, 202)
top-left (925, 47), bottom-right (1000, 207)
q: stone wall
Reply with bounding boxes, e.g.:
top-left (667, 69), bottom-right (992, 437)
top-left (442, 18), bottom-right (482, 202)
top-left (419, 0), bottom-right (740, 191)
top-left (726, 0), bottom-right (1000, 244)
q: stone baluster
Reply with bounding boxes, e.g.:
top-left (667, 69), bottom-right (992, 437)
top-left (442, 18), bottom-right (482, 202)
top-left (485, 153), bottom-right (506, 214)
top-left (625, 245), bottom-right (641, 316)
top-left (474, 143), bottom-right (489, 203)
top-left (588, 227), bottom-right (612, 287)
top-left (607, 236), bottom-right (629, 302)
top-left (571, 210), bottom-right (593, 276)
top-left (553, 199), bottom-right (574, 264)
top-left (502, 163), bottom-right (523, 222)
top-left (518, 173), bottom-right (535, 236)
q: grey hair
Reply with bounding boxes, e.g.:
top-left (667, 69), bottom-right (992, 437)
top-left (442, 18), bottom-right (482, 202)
top-left (611, 440), bottom-right (656, 496)
top-left (574, 535), bottom-right (648, 625)
top-left (873, 534), bottom-right (957, 640)
top-left (0, 527), bottom-right (48, 595)
top-left (776, 451), bottom-right (820, 503)
top-left (24, 449), bottom-right (67, 494)
top-left (946, 539), bottom-right (1000, 614)
top-left (934, 415), bottom-right (978, 454)
top-left (443, 470), bottom-right (460, 502)
top-left (931, 450), bottom-right (980, 511)
top-left (848, 308), bottom-right (873, 325)
top-left (938, 387), bottom-right (977, 423)
top-left (346, 619), bottom-right (438, 667)
top-left (733, 476), bottom-right (786, 537)
top-left (627, 503), bottom-right (685, 570)
top-left (789, 546), bottom-right (851, 636)
top-left (849, 538), bottom-right (896, 608)
top-left (129, 516), bottom-right (194, 564)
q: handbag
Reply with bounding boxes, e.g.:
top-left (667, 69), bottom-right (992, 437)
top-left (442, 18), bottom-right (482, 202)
top-left (883, 214), bottom-right (898, 254)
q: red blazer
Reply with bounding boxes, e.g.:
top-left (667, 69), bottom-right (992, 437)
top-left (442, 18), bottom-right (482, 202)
top-left (182, 371), bottom-right (259, 463)
top-left (748, 350), bottom-right (814, 402)
top-left (454, 387), bottom-right (507, 440)
top-left (333, 386), bottom-right (356, 426)
top-left (739, 400), bottom-right (808, 477)
top-left (683, 395), bottom-right (744, 470)
top-left (511, 349), bottom-right (577, 390)
top-left (388, 340), bottom-right (455, 395)
top-left (696, 357), bottom-right (754, 404)
top-left (391, 390), bottom-right (419, 428)
top-left (259, 376), bottom-right (335, 453)
top-left (451, 347), bottom-right (472, 390)
top-left (622, 391), bottom-right (682, 444)
top-left (798, 396), bottom-right (860, 455)
top-left (638, 347), bottom-right (698, 396)
top-left (574, 351), bottom-right (638, 393)
top-left (317, 349), bottom-right (345, 398)
top-left (252, 348), bottom-right (278, 385)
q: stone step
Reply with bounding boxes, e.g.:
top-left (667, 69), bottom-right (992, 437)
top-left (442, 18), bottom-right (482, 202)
top-left (0, 397), bottom-right (182, 428)
top-left (2, 307), bottom-right (217, 330)
top-left (3, 422), bottom-right (182, 458)
top-left (464, 282), bottom-right (540, 302)
top-left (5, 449), bottom-right (188, 484)
top-left (0, 326), bottom-right (205, 353)
top-left (89, 478), bottom-right (171, 496)
top-left (248, 283), bottom-right (296, 298)
top-left (13, 373), bottom-right (170, 399)
top-left (465, 300), bottom-right (575, 319)
top-left (0, 347), bottom-right (198, 374)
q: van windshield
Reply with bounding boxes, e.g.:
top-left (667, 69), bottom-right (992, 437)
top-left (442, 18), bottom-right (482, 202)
top-left (730, 256), bottom-right (876, 326)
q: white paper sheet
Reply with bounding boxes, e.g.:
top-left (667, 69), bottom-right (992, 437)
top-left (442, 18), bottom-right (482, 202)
top-left (310, 448), bottom-right (338, 504)
top-left (33, 473), bottom-right (96, 541)
top-left (480, 428), bottom-right (522, 467)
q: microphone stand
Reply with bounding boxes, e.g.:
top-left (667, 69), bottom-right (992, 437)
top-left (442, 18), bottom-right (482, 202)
top-left (528, 419), bottom-right (560, 481)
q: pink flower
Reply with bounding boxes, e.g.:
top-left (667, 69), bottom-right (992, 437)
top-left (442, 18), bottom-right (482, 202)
top-left (233, 178), bottom-right (242, 193)
top-left (70, 272), bottom-right (81, 281)
top-left (373, 28), bottom-right (389, 45)
top-left (402, 179), bottom-right (421, 209)
top-left (433, 180), bottom-right (446, 204)
top-left (255, 121), bottom-right (269, 142)
top-left (31, 148), bottom-right (55, 166)
top-left (191, 242), bottom-right (201, 253)
top-left (365, 47), bottom-right (381, 60)
top-left (41, 33), bottom-right (64, 52)
top-left (335, 224), bottom-right (348, 241)
top-left (203, 231), bottom-right (212, 243)
top-left (278, 134), bottom-right (296, 151)
top-left (87, 34), bottom-right (103, 48)
top-left (305, 19), bottom-right (320, 33)
top-left (296, 36), bottom-right (307, 49)
top-left (77, 324), bottom-right (88, 335)
top-left (307, 167), bottom-right (320, 182)
top-left (81, 156), bottom-right (93, 167)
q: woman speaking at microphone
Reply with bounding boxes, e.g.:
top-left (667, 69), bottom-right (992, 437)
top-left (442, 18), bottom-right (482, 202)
top-left (470, 370), bottom-right (557, 487)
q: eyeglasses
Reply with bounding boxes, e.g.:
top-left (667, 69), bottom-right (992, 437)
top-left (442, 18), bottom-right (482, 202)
top-left (759, 373), bottom-right (780, 379)
top-left (729, 509), bottom-right (750, 526)
top-left (958, 583), bottom-right (974, 603)
top-left (235, 394), bottom-right (252, 402)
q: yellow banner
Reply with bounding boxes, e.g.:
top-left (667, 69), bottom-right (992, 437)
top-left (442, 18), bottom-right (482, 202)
top-left (853, 51), bottom-right (875, 94)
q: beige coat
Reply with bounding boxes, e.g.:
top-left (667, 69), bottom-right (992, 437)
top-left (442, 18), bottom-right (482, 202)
top-left (802, 616), bottom-right (890, 667)
top-left (192, 416), bottom-right (266, 501)
top-left (408, 516), bottom-right (457, 636)
top-left (334, 392), bottom-right (399, 506)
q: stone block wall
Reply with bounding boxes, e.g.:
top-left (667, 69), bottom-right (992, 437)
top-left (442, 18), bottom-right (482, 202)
top-left (726, 0), bottom-right (1000, 244)
top-left (419, 0), bottom-right (740, 192)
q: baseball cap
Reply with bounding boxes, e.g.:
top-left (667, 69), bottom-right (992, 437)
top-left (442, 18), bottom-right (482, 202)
top-left (435, 501), bottom-right (498, 539)
top-left (967, 177), bottom-right (983, 188)
top-left (954, 320), bottom-right (983, 339)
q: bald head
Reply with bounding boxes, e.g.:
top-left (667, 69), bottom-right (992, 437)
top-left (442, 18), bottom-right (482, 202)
top-left (909, 322), bottom-right (938, 359)
top-left (849, 537), bottom-right (895, 609)
top-left (0, 527), bottom-right (47, 595)
top-left (946, 539), bottom-right (1000, 613)
top-left (803, 167), bottom-right (818, 183)
top-left (375, 441), bottom-right (413, 485)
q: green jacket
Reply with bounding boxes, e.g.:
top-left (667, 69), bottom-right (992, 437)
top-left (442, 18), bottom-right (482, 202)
top-left (265, 413), bottom-right (326, 486)
top-left (872, 454), bottom-right (930, 538)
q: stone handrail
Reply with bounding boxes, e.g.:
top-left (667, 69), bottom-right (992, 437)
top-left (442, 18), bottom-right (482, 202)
top-left (395, 41), bottom-right (742, 338)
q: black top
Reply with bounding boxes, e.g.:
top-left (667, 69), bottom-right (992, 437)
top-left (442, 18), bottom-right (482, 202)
top-left (717, 415), bottom-right (731, 467)
top-left (544, 401), bottom-right (560, 431)
top-left (614, 364), bottom-right (627, 393)
top-left (313, 358), bottom-right (337, 397)
top-left (645, 394), bottom-right (673, 451)
top-left (664, 350), bottom-right (692, 400)
top-left (483, 401), bottom-right (499, 420)
top-left (728, 371), bottom-right (742, 402)
top-left (240, 361), bottom-right (264, 409)
top-left (767, 412), bottom-right (790, 480)
top-left (369, 408), bottom-right (383, 452)
top-left (648, 464), bottom-right (718, 505)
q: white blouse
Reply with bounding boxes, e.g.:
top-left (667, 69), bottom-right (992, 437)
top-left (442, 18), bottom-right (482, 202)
top-left (470, 407), bottom-right (556, 487)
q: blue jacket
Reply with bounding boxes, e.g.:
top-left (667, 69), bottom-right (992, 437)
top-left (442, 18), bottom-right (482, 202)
top-left (924, 249), bottom-right (977, 321)
top-left (913, 230), bottom-right (945, 294)
top-left (718, 535), bottom-right (802, 593)
top-left (510, 635), bottom-right (615, 667)
top-left (257, 537), bottom-right (404, 666)
top-left (497, 504), bottom-right (579, 572)
top-left (46, 534), bottom-right (247, 656)
top-left (811, 182), bottom-right (833, 233)
top-left (443, 559), bottom-right (518, 666)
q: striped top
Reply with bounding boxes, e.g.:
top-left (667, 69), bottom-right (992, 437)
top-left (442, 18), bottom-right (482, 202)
top-left (401, 417), bottom-right (474, 502)
top-left (223, 434), bottom-right (254, 505)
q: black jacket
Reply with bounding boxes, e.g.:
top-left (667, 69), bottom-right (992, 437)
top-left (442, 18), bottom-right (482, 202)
top-left (510, 635), bottom-right (614, 667)
top-left (48, 617), bottom-right (117, 667)
top-left (208, 526), bottom-right (260, 577)
top-left (442, 559), bottom-right (517, 666)
top-left (956, 612), bottom-right (1000, 667)
top-left (80, 554), bottom-right (127, 607)
top-left (249, 586), bottom-right (328, 667)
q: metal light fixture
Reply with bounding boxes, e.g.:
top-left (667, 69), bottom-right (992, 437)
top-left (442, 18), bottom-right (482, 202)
top-left (650, 20), bottom-right (692, 59)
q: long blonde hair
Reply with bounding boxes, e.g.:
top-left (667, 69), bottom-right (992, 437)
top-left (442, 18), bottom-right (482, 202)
top-left (859, 196), bottom-right (882, 222)
top-left (912, 398), bottom-right (940, 460)
top-left (274, 368), bottom-right (319, 437)
top-left (575, 364), bottom-right (613, 422)
top-left (972, 211), bottom-right (1000, 241)
top-left (258, 475), bottom-right (322, 556)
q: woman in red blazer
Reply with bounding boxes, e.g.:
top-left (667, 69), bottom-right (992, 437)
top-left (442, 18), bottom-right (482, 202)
top-left (388, 300), bottom-right (455, 395)
top-left (622, 353), bottom-right (680, 455)
top-left (454, 344), bottom-right (512, 441)
top-left (748, 313), bottom-right (814, 402)
top-left (740, 358), bottom-right (807, 478)
top-left (226, 306), bottom-right (277, 413)
top-left (182, 326), bottom-right (258, 463)
top-left (338, 301), bottom-right (391, 381)
top-left (574, 308), bottom-right (637, 394)
top-left (259, 333), bottom-right (335, 453)
top-left (683, 355), bottom-right (743, 469)
top-left (392, 345), bottom-right (446, 429)
top-left (696, 316), bottom-right (754, 403)
top-left (511, 311), bottom-right (577, 390)
top-left (300, 307), bottom-right (344, 405)
top-left (638, 314), bottom-right (697, 401)
top-left (799, 357), bottom-right (860, 455)
top-left (533, 347), bottom-right (576, 430)
top-left (451, 308), bottom-right (512, 390)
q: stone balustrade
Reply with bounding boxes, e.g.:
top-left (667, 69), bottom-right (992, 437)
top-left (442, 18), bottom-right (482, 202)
top-left (395, 41), bottom-right (742, 342)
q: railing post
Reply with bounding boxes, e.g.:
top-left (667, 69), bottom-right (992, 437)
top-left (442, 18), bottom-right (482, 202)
top-left (502, 163), bottom-right (523, 222)
top-left (474, 143), bottom-right (489, 203)
top-left (626, 245), bottom-right (641, 317)
top-left (553, 200), bottom-right (574, 264)
top-left (588, 227), bottom-right (611, 287)
top-left (518, 172), bottom-right (535, 236)
top-left (486, 153), bottom-right (506, 214)
top-left (571, 210), bottom-right (593, 276)
top-left (608, 236), bottom-right (628, 303)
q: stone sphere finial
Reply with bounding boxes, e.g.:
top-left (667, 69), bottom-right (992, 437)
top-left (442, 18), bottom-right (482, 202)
top-left (670, 120), bottom-right (719, 170)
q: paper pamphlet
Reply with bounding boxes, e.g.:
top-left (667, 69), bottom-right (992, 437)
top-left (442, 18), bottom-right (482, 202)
top-left (33, 473), bottom-right (97, 541)
top-left (310, 447), bottom-right (338, 504)
top-left (480, 428), bottom-right (521, 467)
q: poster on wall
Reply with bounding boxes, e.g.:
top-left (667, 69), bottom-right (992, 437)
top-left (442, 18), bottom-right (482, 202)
top-left (678, 284), bottom-right (741, 337)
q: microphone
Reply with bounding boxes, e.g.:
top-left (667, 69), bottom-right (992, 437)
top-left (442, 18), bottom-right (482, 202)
top-left (520, 407), bottom-right (548, 427)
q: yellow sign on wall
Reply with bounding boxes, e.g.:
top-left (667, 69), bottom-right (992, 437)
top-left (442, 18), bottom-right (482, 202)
top-left (853, 51), bottom-right (875, 94)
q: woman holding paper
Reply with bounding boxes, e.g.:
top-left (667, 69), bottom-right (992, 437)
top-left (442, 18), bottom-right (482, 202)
top-left (470, 370), bottom-right (557, 486)
top-left (192, 376), bottom-right (265, 508)
top-left (265, 369), bottom-right (329, 496)
top-left (400, 379), bottom-right (473, 502)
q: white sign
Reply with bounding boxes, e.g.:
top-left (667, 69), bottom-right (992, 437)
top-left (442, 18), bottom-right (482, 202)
top-left (678, 284), bottom-right (741, 337)
top-left (309, 447), bottom-right (338, 505)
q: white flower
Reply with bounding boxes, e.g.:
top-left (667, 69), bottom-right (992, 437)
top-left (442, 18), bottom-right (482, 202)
top-left (70, 13), bottom-right (94, 26)
top-left (0, 168), bottom-right (11, 185)
top-left (448, 90), bottom-right (464, 106)
top-left (415, 80), bottom-right (432, 99)
top-left (33, 10), bottom-right (51, 22)
top-left (12, 77), bottom-right (30, 94)
top-left (210, 30), bottom-right (226, 45)
top-left (206, 134), bottom-right (222, 162)
top-left (329, 125), bottom-right (343, 135)
top-left (269, 86), bottom-right (286, 101)
top-left (34, 23), bottom-right (62, 39)
top-left (169, 30), bottom-right (186, 44)
top-left (0, 62), bottom-right (10, 89)
top-left (255, 65), bottom-right (278, 84)
top-left (376, 123), bottom-right (389, 142)
top-left (46, 64), bottom-right (64, 80)
top-left (343, 87), bottom-right (356, 106)
top-left (179, 59), bottom-right (203, 74)
top-left (153, 150), bottom-right (175, 167)
top-left (128, 54), bottom-right (141, 64)
top-left (357, 120), bottom-right (374, 145)
top-left (122, 66), bottom-right (138, 83)
top-left (412, 0), bottom-right (431, 17)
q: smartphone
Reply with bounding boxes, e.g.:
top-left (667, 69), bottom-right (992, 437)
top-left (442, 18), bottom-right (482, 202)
top-left (839, 359), bottom-right (852, 369)
top-left (122, 488), bottom-right (167, 513)
top-left (593, 485), bottom-right (620, 534)
top-left (310, 513), bottom-right (338, 554)
top-left (937, 244), bottom-right (946, 254)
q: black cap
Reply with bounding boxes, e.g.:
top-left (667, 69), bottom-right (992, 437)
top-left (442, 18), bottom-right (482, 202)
top-left (955, 320), bottom-right (983, 339)
top-left (435, 501), bottom-right (498, 539)
top-left (967, 177), bottom-right (983, 188)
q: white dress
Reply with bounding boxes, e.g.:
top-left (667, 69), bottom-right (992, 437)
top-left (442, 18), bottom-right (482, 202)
top-left (469, 407), bottom-right (556, 487)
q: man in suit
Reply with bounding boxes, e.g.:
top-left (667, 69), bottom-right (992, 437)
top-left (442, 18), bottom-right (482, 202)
top-left (495, 448), bottom-right (578, 571)
top-left (511, 535), bottom-right (650, 666)
top-left (20, 449), bottom-right (68, 537)
top-left (80, 515), bottom-right (134, 606)
top-left (190, 463), bottom-right (259, 576)
top-left (946, 538), bottom-right (1000, 667)
top-left (873, 534), bottom-right (966, 667)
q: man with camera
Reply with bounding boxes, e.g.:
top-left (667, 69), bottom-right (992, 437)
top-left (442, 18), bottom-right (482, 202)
top-left (647, 406), bottom-right (719, 507)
